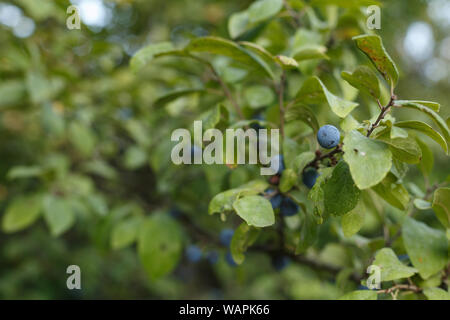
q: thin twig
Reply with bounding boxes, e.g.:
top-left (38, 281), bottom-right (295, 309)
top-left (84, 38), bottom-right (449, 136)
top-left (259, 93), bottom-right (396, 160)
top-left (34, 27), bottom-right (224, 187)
top-left (276, 71), bottom-right (287, 138)
top-left (305, 144), bottom-right (343, 171)
top-left (377, 284), bottom-right (422, 295)
top-left (366, 95), bottom-right (396, 137)
top-left (209, 66), bottom-right (244, 119)
top-left (185, 53), bottom-right (244, 119)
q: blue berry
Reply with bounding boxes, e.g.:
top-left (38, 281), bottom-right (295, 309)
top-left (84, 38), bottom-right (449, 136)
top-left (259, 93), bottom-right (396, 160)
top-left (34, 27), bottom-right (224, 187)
top-left (302, 169), bottom-right (319, 189)
top-left (206, 251), bottom-right (219, 265)
top-left (280, 197), bottom-right (299, 216)
top-left (186, 245), bottom-right (202, 262)
top-left (226, 251), bottom-right (237, 267)
top-left (169, 207), bottom-right (183, 218)
top-left (116, 107), bottom-right (133, 120)
top-left (269, 154), bottom-right (285, 175)
top-left (398, 254), bottom-right (409, 262)
top-left (251, 114), bottom-right (265, 130)
top-left (317, 125), bottom-right (340, 149)
top-left (270, 194), bottom-right (283, 209)
top-left (220, 229), bottom-right (234, 246)
top-left (271, 255), bottom-right (291, 271)
top-left (357, 285), bottom-right (370, 290)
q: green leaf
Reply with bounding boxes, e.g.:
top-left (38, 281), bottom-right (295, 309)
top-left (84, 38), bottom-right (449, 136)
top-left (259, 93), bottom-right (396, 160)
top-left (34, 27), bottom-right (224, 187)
top-left (296, 210), bottom-right (318, 254)
top-left (279, 169), bottom-right (298, 193)
top-left (423, 287), bottom-right (450, 300)
top-left (228, 10), bottom-right (250, 39)
top-left (82, 160), bottom-right (117, 180)
top-left (395, 120), bottom-right (448, 154)
top-left (239, 41), bottom-right (277, 66)
top-left (339, 290), bottom-right (377, 300)
top-left (372, 248), bottom-right (418, 281)
top-left (232, 195), bottom-right (275, 227)
top-left (402, 217), bottom-right (448, 279)
top-left (43, 195), bottom-right (75, 237)
top-left (138, 214), bottom-right (183, 279)
top-left (324, 162), bottom-right (360, 216)
top-left (15, 0), bottom-right (60, 21)
top-left (340, 114), bottom-right (360, 133)
top-left (111, 216), bottom-right (142, 250)
top-left (343, 130), bottom-right (392, 189)
top-left (341, 66), bottom-right (380, 99)
top-left (274, 55), bottom-right (299, 69)
top-left (244, 85), bottom-right (275, 109)
top-left (248, 0), bottom-right (283, 23)
top-left (432, 188), bottom-right (450, 228)
top-left (312, 0), bottom-right (380, 8)
top-left (2, 195), bottom-right (42, 233)
top-left (293, 151), bottom-right (316, 174)
top-left (282, 138), bottom-right (300, 169)
top-left (413, 199), bottom-right (432, 210)
top-left (376, 131), bottom-right (422, 164)
top-left (154, 88), bottom-right (204, 107)
top-left (293, 45), bottom-right (329, 62)
top-left (416, 137), bottom-right (434, 177)
top-left (68, 122), bottom-right (96, 157)
top-left (230, 223), bottom-right (260, 264)
top-left (308, 167), bottom-right (334, 221)
top-left (341, 200), bottom-right (365, 237)
top-left (7, 166), bottom-right (43, 180)
top-left (186, 36), bottom-right (274, 78)
top-left (390, 126), bottom-right (408, 139)
top-left (0, 80), bottom-right (26, 108)
top-left (123, 146), bottom-right (147, 170)
top-left (395, 101), bottom-right (450, 143)
top-left (26, 71), bottom-right (54, 105)
top-left (296, 76), bottom-right (359, 118)
top-left (209, 180), bottom-right (269, 215)
top-left (353, 35), bottom-right (399, 86)
top-left (285, 103), bottom-right (320, 132)
top-left (130, 42), bottom-right (175, 72)
top-left (201, 104), bottom-right (229, 130)
top-left (372, 172), bottom-right (410, 210)
top-left (395, 100), bottom-right (440, 112)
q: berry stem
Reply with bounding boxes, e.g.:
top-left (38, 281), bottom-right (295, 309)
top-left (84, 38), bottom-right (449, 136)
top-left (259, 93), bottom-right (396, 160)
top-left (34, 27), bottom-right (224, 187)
top-left (305, 144), bottom-right (343, 171)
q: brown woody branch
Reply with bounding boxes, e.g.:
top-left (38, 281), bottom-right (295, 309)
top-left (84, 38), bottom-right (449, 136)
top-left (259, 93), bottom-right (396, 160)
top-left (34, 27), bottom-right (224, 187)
top-left (366, 96), bottom-right (396, 137)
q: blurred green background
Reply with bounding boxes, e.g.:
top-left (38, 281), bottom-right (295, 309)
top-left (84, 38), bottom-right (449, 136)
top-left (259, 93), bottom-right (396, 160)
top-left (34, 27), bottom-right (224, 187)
top-left (0, 0), bottom-right (448, 299)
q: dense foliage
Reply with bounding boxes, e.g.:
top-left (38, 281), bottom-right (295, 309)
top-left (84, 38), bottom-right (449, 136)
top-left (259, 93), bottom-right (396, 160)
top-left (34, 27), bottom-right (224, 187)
top-left (0, 0), bottom-right (449, 300)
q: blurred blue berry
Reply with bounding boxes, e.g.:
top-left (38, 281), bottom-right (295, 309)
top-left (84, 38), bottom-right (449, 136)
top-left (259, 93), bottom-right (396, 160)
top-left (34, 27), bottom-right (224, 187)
top-left (270, 194), bottom-right (283, 209)
top-left (186, 245), bottom-right (202, 263)
top-left (226, 251), bottom-right (237, 267)
top-left (398, 254), bottom-right (410, 261)
top-left (169, 207), bottom-right (183, 218)
top-left (206, 251), bottom-right (219, 265)
top-left (280, 197), bottom-right (299, 217)
top-left (271, 255), bottom-right (291, 271)
top-left (220, 229), bottom-right (234, 246)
